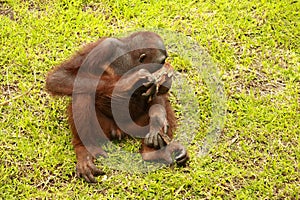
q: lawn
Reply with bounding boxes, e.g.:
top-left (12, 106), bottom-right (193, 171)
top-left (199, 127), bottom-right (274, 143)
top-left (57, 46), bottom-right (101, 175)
top-left (0, 0), bottom-right (299, 199)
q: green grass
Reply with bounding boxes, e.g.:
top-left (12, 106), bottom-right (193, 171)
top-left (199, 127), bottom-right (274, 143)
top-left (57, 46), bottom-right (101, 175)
top-left (1, 0), bottom-right (299, 199)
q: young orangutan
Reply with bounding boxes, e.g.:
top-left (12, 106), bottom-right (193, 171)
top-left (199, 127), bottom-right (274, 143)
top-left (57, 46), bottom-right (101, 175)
top-left (46, 31), bottom-right (189, 183)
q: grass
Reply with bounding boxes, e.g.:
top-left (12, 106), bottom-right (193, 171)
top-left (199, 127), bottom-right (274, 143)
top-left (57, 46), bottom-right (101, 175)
top-left (1, 0), bottom-right (299, 199)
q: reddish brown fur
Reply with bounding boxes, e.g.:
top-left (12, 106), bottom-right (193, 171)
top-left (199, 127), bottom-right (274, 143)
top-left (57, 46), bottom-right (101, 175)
top-left (46, 32), bottom-right (188, 183)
